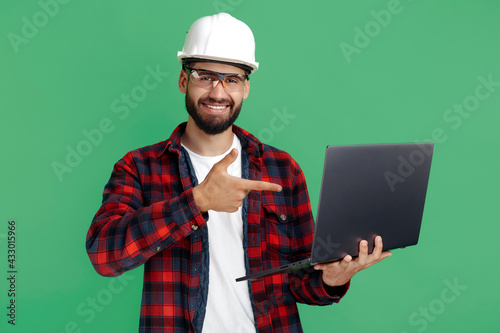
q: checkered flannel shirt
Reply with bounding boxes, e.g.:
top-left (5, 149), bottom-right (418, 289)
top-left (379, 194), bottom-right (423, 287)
top-left (86, 123), bottom-right (349, 332)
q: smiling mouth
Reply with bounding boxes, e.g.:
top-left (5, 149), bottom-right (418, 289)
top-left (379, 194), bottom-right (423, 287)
top-left (205, 104), bottom-right (227, 110)
top-left (202, 103), bottom-right (231, 113)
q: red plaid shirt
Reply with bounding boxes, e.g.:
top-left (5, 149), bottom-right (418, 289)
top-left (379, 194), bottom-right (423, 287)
top-left (86, 123), bottom-right (349, 332)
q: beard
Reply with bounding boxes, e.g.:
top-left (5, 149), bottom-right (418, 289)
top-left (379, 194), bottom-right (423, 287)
top-left (185, 90), bottom-right (243, 135)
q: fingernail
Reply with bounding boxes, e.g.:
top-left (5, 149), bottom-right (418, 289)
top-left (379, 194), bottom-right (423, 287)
top-left (276, 185), bottom-right (282, 192)
top-left (362, 241), bottom-right (368, 246)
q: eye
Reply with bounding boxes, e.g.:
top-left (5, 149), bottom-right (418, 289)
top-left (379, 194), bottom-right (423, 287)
top-left (198, 74), bottom-right (217, 82)
top-left (224, 76), bottom-right (241, 84)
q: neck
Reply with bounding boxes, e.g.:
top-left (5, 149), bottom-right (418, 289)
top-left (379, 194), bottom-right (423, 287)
top-left (181, 118), bottom-right (234, 156)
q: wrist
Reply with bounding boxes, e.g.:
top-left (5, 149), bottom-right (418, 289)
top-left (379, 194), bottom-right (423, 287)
top-left (193, 185), bottom-right (209, 213)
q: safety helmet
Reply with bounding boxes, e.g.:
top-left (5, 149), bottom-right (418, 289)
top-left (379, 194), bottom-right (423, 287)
top-left (177, 13), bottom-right (259, 74)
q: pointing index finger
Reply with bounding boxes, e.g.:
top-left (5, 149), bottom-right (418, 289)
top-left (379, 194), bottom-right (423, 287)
top-left (239, 178), bottom-right (282, 192)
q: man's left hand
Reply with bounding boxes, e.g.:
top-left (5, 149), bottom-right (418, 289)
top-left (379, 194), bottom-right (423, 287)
top-left (314, 236), bottom-right (392, 287)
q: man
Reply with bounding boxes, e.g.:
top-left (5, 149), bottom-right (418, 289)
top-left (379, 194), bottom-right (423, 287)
top-left (86, 13), bottom-right (391, 332)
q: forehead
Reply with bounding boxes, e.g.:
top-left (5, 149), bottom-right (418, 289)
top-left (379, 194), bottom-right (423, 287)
top-left (188, 61), bottom-right (246, 75)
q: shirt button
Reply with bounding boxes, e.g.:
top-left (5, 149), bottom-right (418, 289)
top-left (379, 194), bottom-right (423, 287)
top-left (191, 224), bottom-right (199, 231)
top-left (280, 214), bottom-right (286, 221)
top-left (156, 246), bottom-right (161, 252)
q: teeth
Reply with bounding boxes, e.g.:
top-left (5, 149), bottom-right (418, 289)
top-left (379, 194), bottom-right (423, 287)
top-left (206, 105), bottom-right (227, 110)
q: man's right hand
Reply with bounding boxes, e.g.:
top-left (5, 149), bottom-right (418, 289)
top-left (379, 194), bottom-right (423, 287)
top-left (192, 148), bottom-right (282, 213)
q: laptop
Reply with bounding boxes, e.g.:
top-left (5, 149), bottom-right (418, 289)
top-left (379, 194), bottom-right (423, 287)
top-left (236, 142), bottom-right (434, 282)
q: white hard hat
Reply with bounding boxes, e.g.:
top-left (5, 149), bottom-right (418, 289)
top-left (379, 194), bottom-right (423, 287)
top-left (177, 13), bottom-right (259, 73)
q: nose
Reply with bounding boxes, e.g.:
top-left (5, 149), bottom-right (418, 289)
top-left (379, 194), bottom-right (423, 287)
top-left (212, 80), bottom-right (226, 89)
top-left (208, 80), bottom-right (228, 99)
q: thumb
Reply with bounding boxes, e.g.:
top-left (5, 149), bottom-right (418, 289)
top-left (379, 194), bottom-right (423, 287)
top-left (216, 148), bottom-right (238, 171)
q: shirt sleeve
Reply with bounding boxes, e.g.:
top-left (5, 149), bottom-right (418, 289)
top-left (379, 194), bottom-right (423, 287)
top-left (287, 165), bottom-right (350, 305)
top-left (86, 152), bottom-right (207, 277)
top-left (289, 269), bottom-right (350, 305)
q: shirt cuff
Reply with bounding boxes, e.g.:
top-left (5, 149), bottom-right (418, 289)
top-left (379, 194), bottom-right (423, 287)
top-left (168, 187), bottom-right (208, 236)
top-left (318, 272), bottom-right (350, 300)
top-left (323, 281), bottom-right (350, 299)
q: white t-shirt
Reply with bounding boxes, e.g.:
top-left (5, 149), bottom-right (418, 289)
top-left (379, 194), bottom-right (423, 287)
top-left (182, 135), bottom-right (256, 333)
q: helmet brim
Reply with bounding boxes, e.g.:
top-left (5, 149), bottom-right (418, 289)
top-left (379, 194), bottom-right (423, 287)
top-left (177, 53), bottom-right (258, 74)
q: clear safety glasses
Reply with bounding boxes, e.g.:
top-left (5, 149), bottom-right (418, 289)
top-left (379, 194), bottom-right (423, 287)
top-left (184, 67), bottom-right (248, 92)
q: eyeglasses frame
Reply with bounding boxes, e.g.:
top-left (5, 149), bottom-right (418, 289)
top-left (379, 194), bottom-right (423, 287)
top-left (183, 66), bottom-right (249, 90)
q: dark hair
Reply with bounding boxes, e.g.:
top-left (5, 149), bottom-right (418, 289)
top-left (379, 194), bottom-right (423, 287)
top-left (182, 58), bottom-right (252, 76)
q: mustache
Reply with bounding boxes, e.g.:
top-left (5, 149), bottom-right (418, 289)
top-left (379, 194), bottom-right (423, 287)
top-left (199, 97), bottom-right (234, 106)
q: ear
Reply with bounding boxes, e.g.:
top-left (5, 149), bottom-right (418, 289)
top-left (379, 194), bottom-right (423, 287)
top-left (178, 70), bottom-right (188, 94)
top-left (243, 80), bottom-right (250, 100)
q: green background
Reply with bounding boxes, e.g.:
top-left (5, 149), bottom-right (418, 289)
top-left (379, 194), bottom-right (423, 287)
top-left (1, 0), bottom-right (499, 332)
